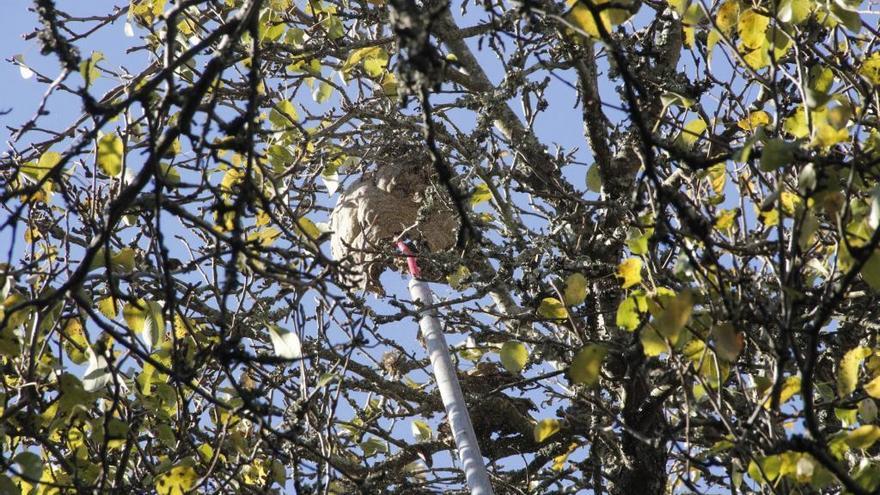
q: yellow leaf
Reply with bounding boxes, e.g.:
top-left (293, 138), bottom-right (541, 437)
top-left (342, 46), bottom-right (387, 74)
top-left (711, 322), bottom-right (744, 362)
top-left (22, 151), bottom-right (61, 181)
top-left (715, 209), bottom-right (738, 231)
top-left (155, 465), bottom-right (198, 495)
top-left (738, 9), bottom-right (769, 49)
top-left (640, 325), bottom-right (668, 356)
top-left (777, 0), bottom-right (811, 24)
top-left (678, 118), bottom-right (707, 148)
top-left (716, 0), bottom-right (740, 34)
top-left (860, 52), bottom-right (880, 85)
top-left (838, 346), bottom-right (872, 398)
top-left (741, 40), bottom-right (770, 70)
top-left (248, 227), bottom-right (282, 247)
top-left (864, 375), bottom-right (880, 399)
top-left (380, 72), bottom-right (399, 97)
top-left (470, 182), bottom-right (492, 206)
top-left (173, 314), bottom-right (194, 339)
top-left (552, 443), bottom-right (579, 471)
top-left (616, 295), bottom-right (642, 331)
top-left (538, 297), bottom-right (568, 319)
top-left (97, 297), bottom-right (117, 319)
top-left (845, 425), bottom-right (880, 449)
top-left (269, 99), bottom-right (299, 128)
top-left (563, 273), bottom-right (588, 306)
top-left (783, 107), bottom-right (809, 138)
top-left (296, 217), bottom-right (321, 240)
top-left (737, 110), bottom-right (771, 131)
top-left (111, 247), bottom-right (137, 272)
top-left (568, 344), bottom-right (607, 386)
top-left (123, 299), bottom-right (165, 350)
top-left (500, 341), bottom-right (529, 374)
top-left (97, 134), bottom-right (124, 177)
top-left (533, 418), bottom-right (561, 443)
top-left (616, 258), bottom-right (642, 289)
top-left (654, 290), bottom-right (693, 344)
top-left (446, 265), bottom-right (471, 290)
top-left (566, 0), bottom-right (635, 38)
top-left (62, 318), bottom-right (89, 364)
top-left (707, 163), bottom-right (726, 195)
top-left (763, 375), bottom-right (801, 409)
top-left (811, 121), bottom-right (849, 148)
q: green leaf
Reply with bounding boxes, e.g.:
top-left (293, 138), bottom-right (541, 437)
top-left (97, 134), bottom-right (124, 176)
top-left (268, 325), bottom-right (302, 360)
top-left (760, 138), bottom-right (795, 171)
top-left (13, 452), bottom-right (42, 482)
top-left (21, 151), bottom-right (61, 182)
top-left (838, 346), bottom-right (872, 398)
top-left (500, 341), bottom-right (528, 374)
top-left (861, 251), bottom-right (880, 291)
top-left (533, 418), bottom-right (561, 443)
top-left (586, 164), bottom-right (602, 193)
top-left (748, 455), bottom-right (781, 484)
top-left (538, 297), bottom-right (568, 319)
top-left (783, 108), bottom-right (809, 138)
top-left (568, 344), bottom-right (606, 386)
top-left (158, 163), bottom-right (181, 185)
top-left (111, 247), bottom-right (137, 272)
top-left (312, 80), bottom-right (333, 103)
top-left (79, 51), bottom-right (104, 84)
top-left (715, 0), bottom-right (739, 34)
top-left (563, 273), bottom-right (588, 306)
top-left (316, 372), bottom-right (338, 388)
top-left (763, 375), bottom-right (801, 409)
top-left (360, 437), bottom-right (388, 457)
top-left (829, 1), bottom-right (861, 32)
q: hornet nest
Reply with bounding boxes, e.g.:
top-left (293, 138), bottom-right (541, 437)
top-left (329, 145), bottom-right (461, 293)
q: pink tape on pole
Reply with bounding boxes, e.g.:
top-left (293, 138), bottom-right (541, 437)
top-left (395, 241), bottom-right (422, 279)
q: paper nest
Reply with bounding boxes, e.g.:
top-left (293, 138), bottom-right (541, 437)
top-left (330, 156), bottom-right (460, 293)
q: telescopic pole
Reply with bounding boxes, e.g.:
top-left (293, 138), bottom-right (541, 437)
top-left (396, 241), bottom-right (494, 495)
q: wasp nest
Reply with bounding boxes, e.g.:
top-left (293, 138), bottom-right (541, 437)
top-left (329, 147), bottom-right (460, 293)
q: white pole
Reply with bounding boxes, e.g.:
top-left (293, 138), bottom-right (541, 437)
top-left (408, 279), bottom-right (495, 495)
